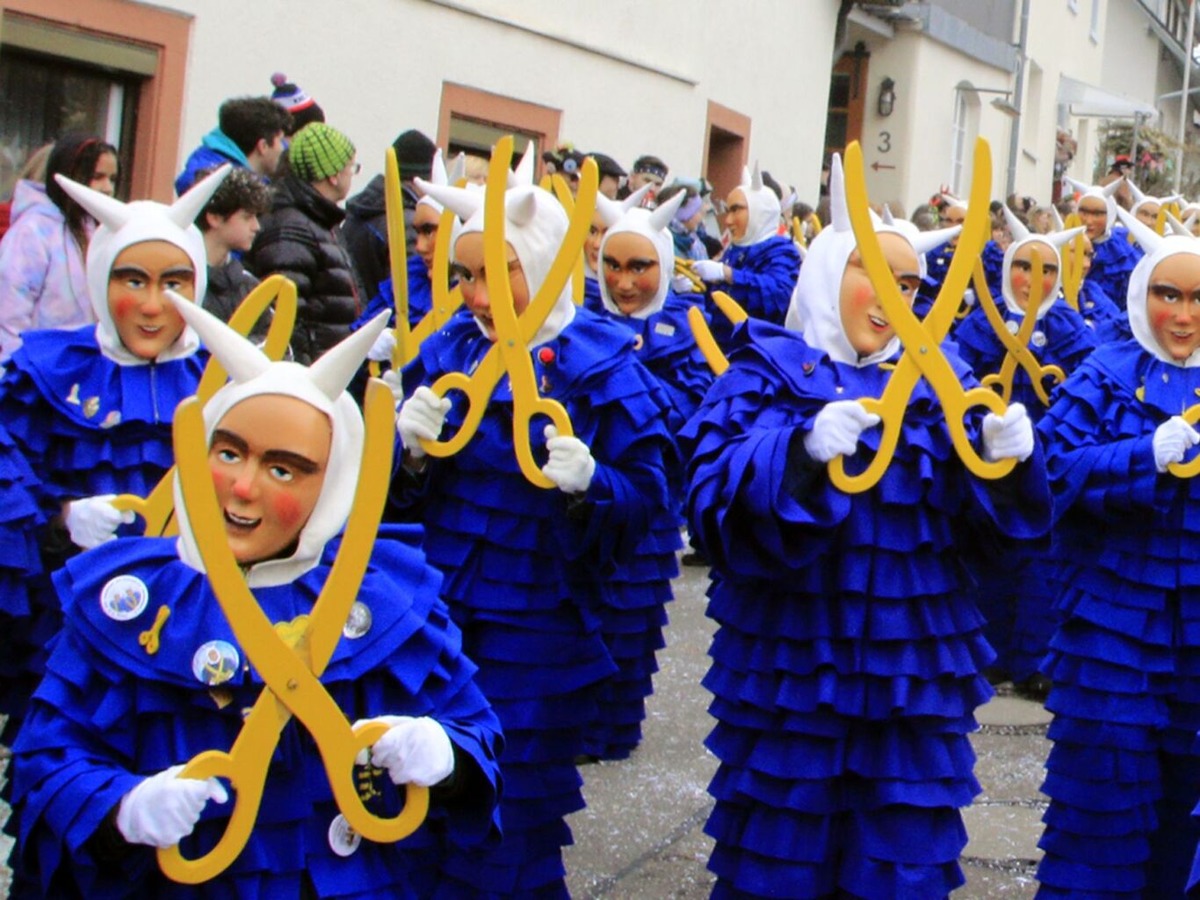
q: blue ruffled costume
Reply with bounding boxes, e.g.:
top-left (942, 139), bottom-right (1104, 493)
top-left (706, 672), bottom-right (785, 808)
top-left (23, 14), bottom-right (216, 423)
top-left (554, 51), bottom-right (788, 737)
top-left (1086, 227), bottom-right (1140, 312)
top-left (0, 325), bottom-right (205, 761)
top-left (0, 421), bottom-right (44, 742)
top-left (712, 236), bottom-right (801, 334)
top-left (1036, 340), bottom-right (1200, 897)
top-left (580, 293), bottom-right (713, 760)
top-left (953, 299), bottom-right (1096, 683)
top-left (352, 255), bottom-right (434, 332)
top-left (396, 307), bottom-right (676, 895)
top-left (12, 526), bottom-right (502, 899)
top-left (680, 319), bottom-right (1051, 898)
top-left (0, 325), bottom-right (205, 521)
top-left (1076, 278), bottom-right (1131, 346)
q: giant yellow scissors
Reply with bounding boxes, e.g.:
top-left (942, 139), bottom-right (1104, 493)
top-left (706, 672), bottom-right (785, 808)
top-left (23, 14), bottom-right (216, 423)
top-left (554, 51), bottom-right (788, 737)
top-left (112, 276), bottom-right (298, 536)
top-left (158, 378), bottom-right (428, 883)
top-left (418, 135), bottom-right (597, 488)
top-left (828, 138), bottom-right (1017, 493)
top-left (1059, 215), bottom-right (1085, 312)
top-left (972, 251), bottom-right (1065, 406)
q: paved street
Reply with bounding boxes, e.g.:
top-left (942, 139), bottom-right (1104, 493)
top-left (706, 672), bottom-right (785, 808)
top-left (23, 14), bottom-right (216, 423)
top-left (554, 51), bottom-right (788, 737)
top-left (0, 555), bottom-right (1050, 899)
top-left (565, 558), bottom-right (1049, 899)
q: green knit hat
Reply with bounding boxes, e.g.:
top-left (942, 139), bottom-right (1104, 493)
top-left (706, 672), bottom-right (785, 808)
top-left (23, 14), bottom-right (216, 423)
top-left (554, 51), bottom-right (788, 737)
top-left (288, 122), bottom-right (355, 182)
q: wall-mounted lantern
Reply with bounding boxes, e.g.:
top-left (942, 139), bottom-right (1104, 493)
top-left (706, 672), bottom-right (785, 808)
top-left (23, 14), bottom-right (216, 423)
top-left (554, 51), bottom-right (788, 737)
top-left (878, 77), bottom-right (896, 117)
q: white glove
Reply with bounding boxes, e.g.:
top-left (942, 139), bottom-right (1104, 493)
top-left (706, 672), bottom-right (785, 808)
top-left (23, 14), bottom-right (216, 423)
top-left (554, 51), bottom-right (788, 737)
top-left (671, 273), bottom-right (696, 294)
top-left (802, 401), bottom-right (881, 463)
top-left (1153, 415), bottom-right (1200, 472)
top-left (353, 715), bottom-right (454, 787)
top-left (962, 288), bottom-right (977, 309)
top-left (693, 259), bottom-right (728, 283)
top-left (381, 369), bottom-right (405, 406)
top-left (542, 424), bottom-right (596, 494)
top-left (367, 327), bottom-right (396, 363)
top-left (116, 765), bottom-right (228, 849)
top-left (64, 494), bottom-right (135, 549)
top-left (982, 402), bottom-right (1035, 463)
top-left (397, 386), bottom-right (451, 459)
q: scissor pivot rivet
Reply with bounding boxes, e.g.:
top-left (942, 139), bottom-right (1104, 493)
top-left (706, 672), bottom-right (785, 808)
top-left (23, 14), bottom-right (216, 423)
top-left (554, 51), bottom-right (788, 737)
top-left (287, 678), bottom-right (298, 690)
top-left (919, 346), bottom-right (928, 354)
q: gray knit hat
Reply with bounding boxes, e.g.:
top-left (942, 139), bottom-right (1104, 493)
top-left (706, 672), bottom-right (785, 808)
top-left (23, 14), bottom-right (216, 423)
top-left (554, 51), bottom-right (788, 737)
top-left (288, 123), bottom-right (355, 182)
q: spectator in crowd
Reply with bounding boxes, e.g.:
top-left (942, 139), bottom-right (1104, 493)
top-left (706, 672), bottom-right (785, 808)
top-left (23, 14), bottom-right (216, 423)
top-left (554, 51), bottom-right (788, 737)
top-left (247, 122), bottom-right (362, 364)
top-left (342, 128), bottom-right (436, 300)
top-left (269, 71), bottom-right (326, 134)
top-left (195, 165), bottom-right (273, 341)
top-left (620, 155), bottom-right (668, 206)
top-left (588, 152), bottom-right (626, 199)
top-left (0, 135), bottom-right (119, 361)
top-left (174, 96), bottom-right (290, 195)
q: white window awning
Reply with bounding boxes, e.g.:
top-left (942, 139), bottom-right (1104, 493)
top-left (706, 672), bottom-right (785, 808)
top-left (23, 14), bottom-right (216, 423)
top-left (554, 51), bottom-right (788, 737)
top-left (1059, 75), bottom-right (1159, 120)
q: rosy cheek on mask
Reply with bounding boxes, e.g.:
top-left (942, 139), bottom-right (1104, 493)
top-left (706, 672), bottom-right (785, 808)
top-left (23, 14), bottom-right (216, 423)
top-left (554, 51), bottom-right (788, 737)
top-left (1011, 272), bottom-right (1029, 293)
top-left (853, 283), bottom-right (875, 310)
top-left (1152, 307), bottom-right (1175, 333)
top-left (271, 492), bottom-right (303, 530)
top-left (210, 466), bottom-right (234, 497)
top-left (113, 294), bottom-right (137, 320)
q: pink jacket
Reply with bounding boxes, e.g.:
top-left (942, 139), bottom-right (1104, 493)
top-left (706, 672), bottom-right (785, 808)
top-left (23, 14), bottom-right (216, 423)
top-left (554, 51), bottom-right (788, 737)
top-left (0, 180), bottom-right (92, 361)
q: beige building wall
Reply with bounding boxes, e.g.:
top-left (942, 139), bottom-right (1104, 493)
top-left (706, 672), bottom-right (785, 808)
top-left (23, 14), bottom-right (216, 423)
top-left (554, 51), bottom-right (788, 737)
top-left (849, 27), bottom-right (1015, 215)
top-left (157, 0), bottom-right (839, 203)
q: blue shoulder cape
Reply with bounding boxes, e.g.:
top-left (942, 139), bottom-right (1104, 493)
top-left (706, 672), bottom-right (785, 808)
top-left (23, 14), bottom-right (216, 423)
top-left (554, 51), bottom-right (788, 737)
top-left (718, 236), bottom-right (801, 326)
top-left (1087, 227), bottom-right (1140, 312)
top-left (0, 325), bottom-right (205, 516)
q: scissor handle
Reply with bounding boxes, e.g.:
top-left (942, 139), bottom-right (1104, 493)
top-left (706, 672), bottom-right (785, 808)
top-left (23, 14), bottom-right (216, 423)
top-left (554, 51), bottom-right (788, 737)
top-left (511, 394), bottom-right (574, 489)
top-left (1168, 402), bottom-right (1200, 479)
top-left (158, 708), bottom-right (427, 883)
top-left (419, 362), bottom-right (499, 459)
top-left (111, 485), bottom-right (175, 537)
top-left (156, 693), bottom-right (292, 884)
top-left (941, 384), bottom-right (1019, 480)
top-left (826, 392), bottom-right (905, 495)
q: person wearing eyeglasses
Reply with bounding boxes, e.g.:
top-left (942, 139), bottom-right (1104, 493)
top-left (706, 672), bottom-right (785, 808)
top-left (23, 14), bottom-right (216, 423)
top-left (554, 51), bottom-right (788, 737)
top-left (247, 122), bottom-right (365, 365)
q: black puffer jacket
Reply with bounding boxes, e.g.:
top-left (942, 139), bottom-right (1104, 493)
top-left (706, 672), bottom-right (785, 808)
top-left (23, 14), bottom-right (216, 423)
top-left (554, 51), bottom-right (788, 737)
top-left (203, 258), bottom-right (272, 344)
top-left (247, 174), bottom-right (363, 364)
top-left (342, 175), bottom-right (418, 301)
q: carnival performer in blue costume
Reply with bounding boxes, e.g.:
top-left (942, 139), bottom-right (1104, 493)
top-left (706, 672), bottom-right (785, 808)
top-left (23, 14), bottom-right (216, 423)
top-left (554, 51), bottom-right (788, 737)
top-left (578, 188), bottom-right (713, 761)
top-left (1075, 232), bottom-right (1131, 345)
top-left (1067, 175), bottom-right (1139, 312)
top-left (0, 166), bottom-right (232, 558)
top-left (953, 207), bottom-right (1096, 694)
top-left (12, 303), bottom-right (502, 899)
top-left (396, 156), bottom-right (676, 896)
top-left (1036, 208), bottom-right (1200, 898)
top-left (681, 153), bottom-right (1051, 899)
top-left (692, 164), bottom-right (801, 334)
